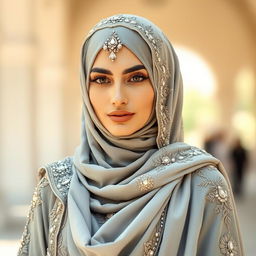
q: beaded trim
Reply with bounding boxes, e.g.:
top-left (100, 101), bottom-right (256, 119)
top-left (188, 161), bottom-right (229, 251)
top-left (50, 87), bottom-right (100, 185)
top-left (47, 199), bottom-right (65, 256)
top-left (154, 146), bottom-right (208, 170)
top-left (87, 14), bottom-right (170, 147)
top-left (18, 177), bottom-right (49, 255)
top-left (197, 166), bottom-right (239, 255)
top-left (46, 157), bottom-right (73, 199)
top-left (144, 208), bottom-right (166, 256)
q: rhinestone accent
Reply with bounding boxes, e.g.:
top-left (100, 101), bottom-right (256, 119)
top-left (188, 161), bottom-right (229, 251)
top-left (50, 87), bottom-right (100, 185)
top-left (219, 233), bottom-right (238, 256)
top-left (47, 157), bottom-right (73, 198)
top-left (144, 209), bottom-right (167, 255)
top-left (137, 174), bottom-right (154, 192)
top-left (161, 156), bottom-right (171, 165)
top-left (103, 31), bottom-right (123, 61)
top-left (216, 186), bottom-right (228, 203)
top-left (155, 147), bottom-right (208, 170)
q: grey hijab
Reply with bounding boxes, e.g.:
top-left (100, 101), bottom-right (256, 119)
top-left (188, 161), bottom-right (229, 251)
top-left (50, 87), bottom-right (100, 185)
top-left (66, 14), bottom-right (243, 256)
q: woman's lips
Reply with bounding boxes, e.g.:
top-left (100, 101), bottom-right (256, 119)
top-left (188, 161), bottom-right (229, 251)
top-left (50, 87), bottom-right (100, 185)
top-left (107, 111), bottom-right (135, 122)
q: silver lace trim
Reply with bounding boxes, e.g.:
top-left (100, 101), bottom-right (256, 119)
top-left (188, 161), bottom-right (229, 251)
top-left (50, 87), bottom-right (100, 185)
top-left (18, 177), bottom-right (49, 255)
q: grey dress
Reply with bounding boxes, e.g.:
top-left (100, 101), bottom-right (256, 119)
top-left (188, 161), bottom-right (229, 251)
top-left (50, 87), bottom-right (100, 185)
top-left (18, 154), bottom-right (243, 256)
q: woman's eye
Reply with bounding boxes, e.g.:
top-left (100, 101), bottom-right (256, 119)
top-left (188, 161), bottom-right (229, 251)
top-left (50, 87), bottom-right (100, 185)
top-left (129, 74), bottom-right (148, 83)
top-left (90, 76), bottom-right (111, 84)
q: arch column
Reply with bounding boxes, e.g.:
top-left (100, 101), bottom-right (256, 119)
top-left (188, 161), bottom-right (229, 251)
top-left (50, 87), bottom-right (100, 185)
top-left (0, 0), bottom-right (35, 226)
top-left (34, 0), bottom-right (70, 164)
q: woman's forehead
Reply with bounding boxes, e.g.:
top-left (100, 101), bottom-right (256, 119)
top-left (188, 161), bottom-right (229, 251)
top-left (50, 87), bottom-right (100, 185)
top-left (91, 47), bottom-right (145, 71)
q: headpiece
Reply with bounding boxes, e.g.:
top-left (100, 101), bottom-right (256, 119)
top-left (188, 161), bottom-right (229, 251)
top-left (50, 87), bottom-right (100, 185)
top-left (102, 31), bottom-right (123, 61)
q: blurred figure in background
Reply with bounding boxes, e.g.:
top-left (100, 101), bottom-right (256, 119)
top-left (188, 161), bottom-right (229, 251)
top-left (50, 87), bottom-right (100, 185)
top-left (204, 129), bottom-right (231, 171)
top-left (230, 137), bottom-right (248, 198)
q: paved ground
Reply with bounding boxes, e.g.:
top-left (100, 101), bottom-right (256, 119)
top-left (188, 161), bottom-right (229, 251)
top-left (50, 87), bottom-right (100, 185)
top-left (1, 171), bottom-right (255, 256)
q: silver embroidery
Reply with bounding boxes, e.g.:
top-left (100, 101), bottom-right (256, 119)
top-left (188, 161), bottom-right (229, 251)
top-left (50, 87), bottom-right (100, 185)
top-left (154, 147), bottom-right (207, 169)
top-left (197, 169), bottom-right (233, 226)
top-left (144, 208), bottom-right (166, 256)
top-left (18, 177), bottom-right (49, 255)
top-left (197, 167), bottom-right (240, 255)
top-left (87, 14), bottom-right (170, 147)
top-left (48, 200), bottom-right (65, 256)
top-left (57, 221), bottom-right (69, 256)
top-left (47, 157), bottom-right (73, 197)
top-left (219, 232), bottom-right (238, 256)
top-left (137, 174), bottom-right (154, 192)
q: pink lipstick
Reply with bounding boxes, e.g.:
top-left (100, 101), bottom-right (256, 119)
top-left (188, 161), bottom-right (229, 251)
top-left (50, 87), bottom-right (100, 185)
top-left (107, 111), bottom-right (135, 122)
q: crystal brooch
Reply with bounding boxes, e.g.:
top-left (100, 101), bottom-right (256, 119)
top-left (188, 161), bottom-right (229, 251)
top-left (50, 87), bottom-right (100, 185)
top-left (103, 31), bottom-right (123, 61)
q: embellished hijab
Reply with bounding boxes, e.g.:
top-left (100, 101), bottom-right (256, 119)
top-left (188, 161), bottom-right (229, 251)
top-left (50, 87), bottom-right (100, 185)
top-left (66, 14), bottom-right (243, 256)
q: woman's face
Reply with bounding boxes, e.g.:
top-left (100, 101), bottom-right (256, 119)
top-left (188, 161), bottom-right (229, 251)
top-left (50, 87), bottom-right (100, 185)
top-left (89, 46), bottom-right (154, 137)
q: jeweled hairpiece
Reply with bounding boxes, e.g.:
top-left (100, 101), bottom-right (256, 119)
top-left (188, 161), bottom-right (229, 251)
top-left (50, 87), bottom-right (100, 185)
top-left (103, 31), bottom-right (123, 61)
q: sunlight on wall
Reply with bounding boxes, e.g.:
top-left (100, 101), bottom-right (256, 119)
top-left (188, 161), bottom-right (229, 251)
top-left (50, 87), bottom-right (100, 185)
top-left (0, 240), bottom-right (19, 255)
top-left (233, 68), bottom-right (256, 149)
top-left (176, 46), bottom-right (216, 96)
top-left (175, 46), bottom-right (218, 146)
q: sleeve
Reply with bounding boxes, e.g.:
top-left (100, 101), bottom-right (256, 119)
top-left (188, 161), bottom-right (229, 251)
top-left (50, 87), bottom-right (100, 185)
top-left (195, 165), bottom-right (244, 256)
top-left (17, 172), bottom-right (58, 256)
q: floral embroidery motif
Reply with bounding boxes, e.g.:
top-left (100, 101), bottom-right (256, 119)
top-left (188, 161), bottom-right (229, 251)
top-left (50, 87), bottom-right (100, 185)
top-left (219, 232), bottom-right (238, 256)
top-left (47, 157), bottom-right (73, 198)
top-left (87, 14), bottom-right (170, 147)
top-left (144, 208), bottom-right (166, 256)
top-left (18, 177), bottom-right (49, 255)
top-left (48, 199), bottom-right (65, 256)
top-left (197, 167), bottom-right (240, 255)
top-left (137, 174), bottom-right (154, 192)
top-left (197, 170), bottom-right (233, 226)
top-left (154, 147), bottom-right (207, 170)
top-left (57, 221), bottom-right (69, 256)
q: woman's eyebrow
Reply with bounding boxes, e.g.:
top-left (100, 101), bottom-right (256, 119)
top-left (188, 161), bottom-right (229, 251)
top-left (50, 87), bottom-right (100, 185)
top-left (123, 65), bottom-right (146, 74)
top-left (90, 65), bottom-right (146, 75)
top-left (90, 67), bottom-right (113, 75)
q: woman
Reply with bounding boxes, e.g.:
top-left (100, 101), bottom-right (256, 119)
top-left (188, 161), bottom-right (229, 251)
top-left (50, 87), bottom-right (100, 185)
top-left (18, 14), bottom-right (244, 256)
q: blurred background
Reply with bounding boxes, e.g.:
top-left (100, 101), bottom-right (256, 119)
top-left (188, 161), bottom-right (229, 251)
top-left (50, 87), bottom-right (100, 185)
top-left (0, 0), bottom-right (255, 255)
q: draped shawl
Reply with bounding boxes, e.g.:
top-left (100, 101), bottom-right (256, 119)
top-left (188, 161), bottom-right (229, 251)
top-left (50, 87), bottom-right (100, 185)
top-left (66, 14), bottom-right (244, 256)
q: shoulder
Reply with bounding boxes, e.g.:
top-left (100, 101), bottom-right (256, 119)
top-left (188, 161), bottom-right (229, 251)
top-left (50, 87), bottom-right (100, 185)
top-left (192, 165), bottom-right (229, 189)
top-left (38, 156), bottom-right (74, 203)
top-left (191, 165), bottom-right (233, 211)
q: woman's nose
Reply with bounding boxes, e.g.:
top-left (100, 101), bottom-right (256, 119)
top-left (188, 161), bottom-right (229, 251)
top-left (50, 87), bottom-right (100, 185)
top-left (111, 84), bottom-right (128, 107)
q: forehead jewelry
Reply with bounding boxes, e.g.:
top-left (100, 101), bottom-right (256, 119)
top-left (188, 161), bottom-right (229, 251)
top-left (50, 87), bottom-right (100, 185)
top-left (103, 31), bottom-right (123, 61)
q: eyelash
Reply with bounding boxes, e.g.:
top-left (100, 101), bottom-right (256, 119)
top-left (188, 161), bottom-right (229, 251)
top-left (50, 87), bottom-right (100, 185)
top-left (90, 73), bottom-right (149, 85)
top-left (90, 76), bottom-right (111, 84)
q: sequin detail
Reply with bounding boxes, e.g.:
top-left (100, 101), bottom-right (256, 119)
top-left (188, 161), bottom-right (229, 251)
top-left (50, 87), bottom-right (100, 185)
top-left (137, 174), bottom-right (154, 192)
top-left (87, 14), bottom-right (170, 147)
top-left (144, 208), bottom-right (166, 256)
top-left (47, 157), bottom-right (73, 198)
top-left (219, 232), bottom-right (238, 256)
top-left (18, 177), bottom-right (49, 255)
top-left (48, 200), bottom-right (65, 256)
top-left (155, 147), bottom-right (207, 170)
